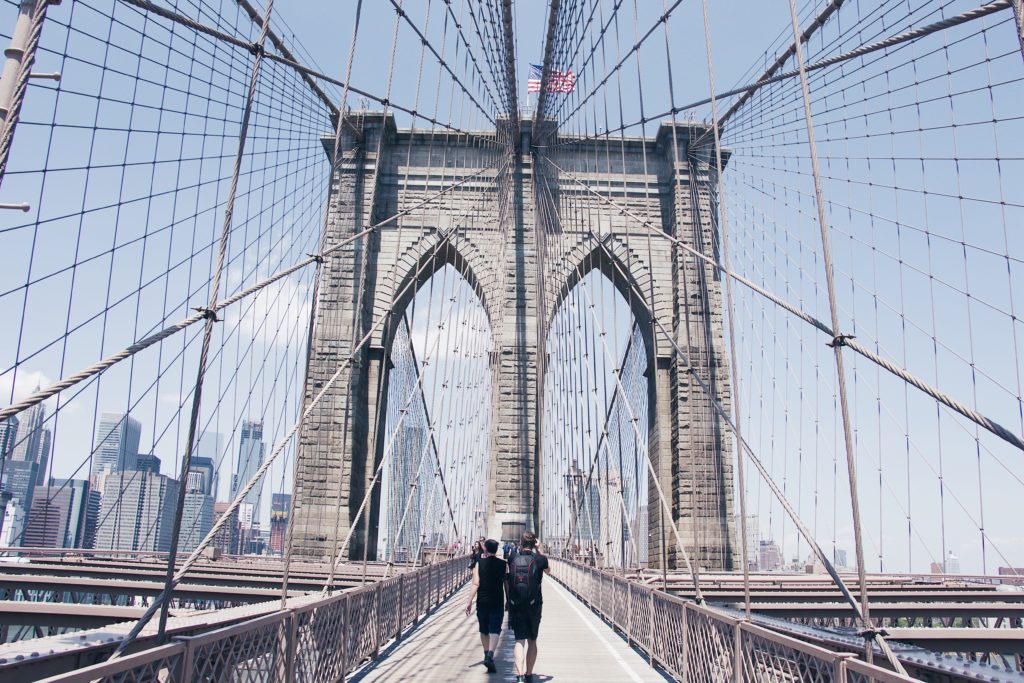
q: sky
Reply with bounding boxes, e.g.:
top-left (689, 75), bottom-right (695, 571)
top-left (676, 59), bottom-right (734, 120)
top-left (0, 0), bottom-right (1021, 574)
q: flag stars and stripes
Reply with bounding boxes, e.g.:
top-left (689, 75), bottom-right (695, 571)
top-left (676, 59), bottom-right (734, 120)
top-left (528, 63), bottom-right (576, 93)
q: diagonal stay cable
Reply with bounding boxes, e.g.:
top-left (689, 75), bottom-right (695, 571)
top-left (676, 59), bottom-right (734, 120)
top-left (234, 0), bottom-right (337, 115)
top-left (105, 225), bottom-right (477, 659)
top-left (563, 328), bottom-right (632, 560)
top-left (403, 311), bottom-right (464, 554)
top-left (543, 1), bottom-right (1013, 150)
top-left (535, 168), bottom-right (706, 602)
top-left (386, 0), bottom-right (496, 123)
top-left (588, 234), bottom-right (908, 668)
top-left (116, 0), bottom-right (494, 140)
top-left (321, 238), bottom-right (481, 590)
top-left (156, 0), bottom-right (278, 641)
top-left (544, 156), bottom-right (1024, 455)
top-left (0, 168), bottom-right (494, 423)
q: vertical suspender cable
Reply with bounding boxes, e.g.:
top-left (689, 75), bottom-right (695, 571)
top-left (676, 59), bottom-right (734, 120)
top-left (281, 0), bottom-right (365, 608)
top-left (784, 0), bottom-right (904, 672)
top-left (155, 0), bottom-right (276, 643)
top-left (110, 0), bottom-right (280, 649)
top-left (698, 0), bottom-right (752, 621)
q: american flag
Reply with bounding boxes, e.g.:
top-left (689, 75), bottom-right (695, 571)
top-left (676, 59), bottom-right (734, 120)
top-left (527, 63), bottom-right (576, 93)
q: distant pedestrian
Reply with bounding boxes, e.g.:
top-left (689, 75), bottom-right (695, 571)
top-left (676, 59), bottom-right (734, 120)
top-left (465, 538), bottom-right (507, 674)
top-left (470, 541), bottom-right (483, 570)
top-left (503, 540), bottom-right (512, 559)
top-left (506, 532), bottom-right (549, 683)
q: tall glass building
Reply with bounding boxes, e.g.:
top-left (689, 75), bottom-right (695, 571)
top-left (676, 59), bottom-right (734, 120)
top-left (93, 413), bottom-right (142, 474)
top-left (230, 420), bottom-right (265, 507)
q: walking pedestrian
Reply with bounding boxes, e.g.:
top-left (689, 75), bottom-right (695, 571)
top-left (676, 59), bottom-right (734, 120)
top-left (465, 538), bottom-right (506, 673)
top-left (505, 532), bottom-right (549, 683)
top-left (470, 540), bottom-right (483, 570)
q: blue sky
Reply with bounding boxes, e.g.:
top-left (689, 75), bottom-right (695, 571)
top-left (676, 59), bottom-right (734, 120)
top-left (0, 0), bottom-right (1021, 573)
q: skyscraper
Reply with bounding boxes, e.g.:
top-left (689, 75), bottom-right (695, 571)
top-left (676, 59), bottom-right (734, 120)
top-left (384, 424), bottom-right (427, 561)
top-left (759, 539), bottom-right (783, 571)
top-left (23, 479), bottom-right (97, 549)
top-left (0, 415), bottom-right (18, 460)
top-left (597, 475), bottom-right (623, 567)
top-left (737, 514), bottom-right (760, 570)
top-left (34, 428), bottom-right (51, 486)
top-left (189, 456), bottom-right (216, 497)
top-left (0, 416), bottom-right (19, 545)
top-left (93, 413), bottom-right (142, 474)
top-left (0, 500), bottom-right (26, 548)
top-left (134, 453), bottom-right (161, 475)
top-left (230, 420), bottom-right (265, 507)
top-left (211, 501), bottom-right (240, 555)
top-left (270, 493), bottom-right (290, 554)
top-left (230, 422), bottom-right (265, 554)
top-left (180, 490), bottom-right (214, 553)
top-left (835, 548), bottom-right (849, 570)
top-left (178, 454), bottom-right (215, 553)
top-left (11, 398), bottom-right (51, 478)
top-left (3, 400), bottom-right (51, 488)
top-left (194, 433), bottom-right (223, 499)
top-left (3, 459), bottom-right (39, 540)
top-left (93, 470), bottom-right (179, 552)
top-left (580, 478), bottom-right (601, 545)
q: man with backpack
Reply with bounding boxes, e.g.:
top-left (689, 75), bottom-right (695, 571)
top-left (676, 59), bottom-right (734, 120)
top-left (505, 531), bottom-right (549, 683)
top-left (465, 538), bottom-right (506, 673)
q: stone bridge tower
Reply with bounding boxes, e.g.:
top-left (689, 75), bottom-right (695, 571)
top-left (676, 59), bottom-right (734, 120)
top-left (291, 112), bottom-right (738, 570)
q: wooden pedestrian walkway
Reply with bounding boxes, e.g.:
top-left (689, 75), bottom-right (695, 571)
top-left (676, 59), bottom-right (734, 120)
top-left (352, 577), bottom-right (669, 682)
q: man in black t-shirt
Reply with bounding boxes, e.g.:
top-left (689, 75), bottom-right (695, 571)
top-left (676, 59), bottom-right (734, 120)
top-left (465, 538), bottom-right (506, 673)
top-left (505, 531), bottom-right (550, 683)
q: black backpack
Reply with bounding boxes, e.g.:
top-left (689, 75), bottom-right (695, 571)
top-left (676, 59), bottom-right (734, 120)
top-left (508, 553), bottom-right (541, 608)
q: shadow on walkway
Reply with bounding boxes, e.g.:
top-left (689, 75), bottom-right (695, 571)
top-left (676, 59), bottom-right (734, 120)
top-left (351, 577), bottom-right (670, 682)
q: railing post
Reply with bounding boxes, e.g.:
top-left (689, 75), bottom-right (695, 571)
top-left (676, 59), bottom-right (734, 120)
top-left (681, 603), bottom-right (689, 678)
top-left (625, 581), bottom-right (634, 646)
top-left (648, 589), bottom-right (656, 666)
top-left (373, 583), bottom-right (381, 657)
top-left (733, 622), bottom-right (743, 683)
top-left (414, 567), bottom-right (421, 623)
top-left (340, 596), bottom-right (350, 682)
top-left (396, 575), bottom-right (405, 639)
top-left (834, 653), bottom-right (854, 683)
top-left (284, 611), bottom-right (298, 683)
top-left (176, 636), bottom-right (195, 683)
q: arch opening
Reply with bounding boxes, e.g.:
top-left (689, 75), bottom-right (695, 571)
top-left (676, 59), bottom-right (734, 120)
top-left (541, 268), bottom-right (652, 570)
top-left (375, 263), bottom-right (493, 563)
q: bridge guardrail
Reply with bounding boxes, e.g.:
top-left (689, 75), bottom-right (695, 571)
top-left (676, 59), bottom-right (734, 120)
top-left (34, 556), bottom-right (468, 683)
top-left (550, 559), bottom-right (917, 683)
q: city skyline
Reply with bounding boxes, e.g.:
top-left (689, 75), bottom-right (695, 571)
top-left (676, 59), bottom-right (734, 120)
top-left (0, 406), bottom-right (278, 556)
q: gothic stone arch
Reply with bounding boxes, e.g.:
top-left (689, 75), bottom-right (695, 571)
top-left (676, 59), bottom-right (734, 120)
top-left (292, 113), bottom-right (737, 569)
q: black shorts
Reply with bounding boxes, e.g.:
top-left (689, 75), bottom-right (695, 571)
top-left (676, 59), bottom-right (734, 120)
top-left (508, 605), bottom-right (542, 641)
top-left (476, 604), bottom-right (503, 634)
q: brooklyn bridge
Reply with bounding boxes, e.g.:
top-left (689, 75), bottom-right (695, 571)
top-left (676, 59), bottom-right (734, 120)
top-left (0, 0), bottom-right (1021, 680)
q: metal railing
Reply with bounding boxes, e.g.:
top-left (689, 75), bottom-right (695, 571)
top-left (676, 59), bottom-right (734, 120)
top-left (35, 557), bottom-right (468, 683)
top-left (550, 559), bottom-right (916, 683)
